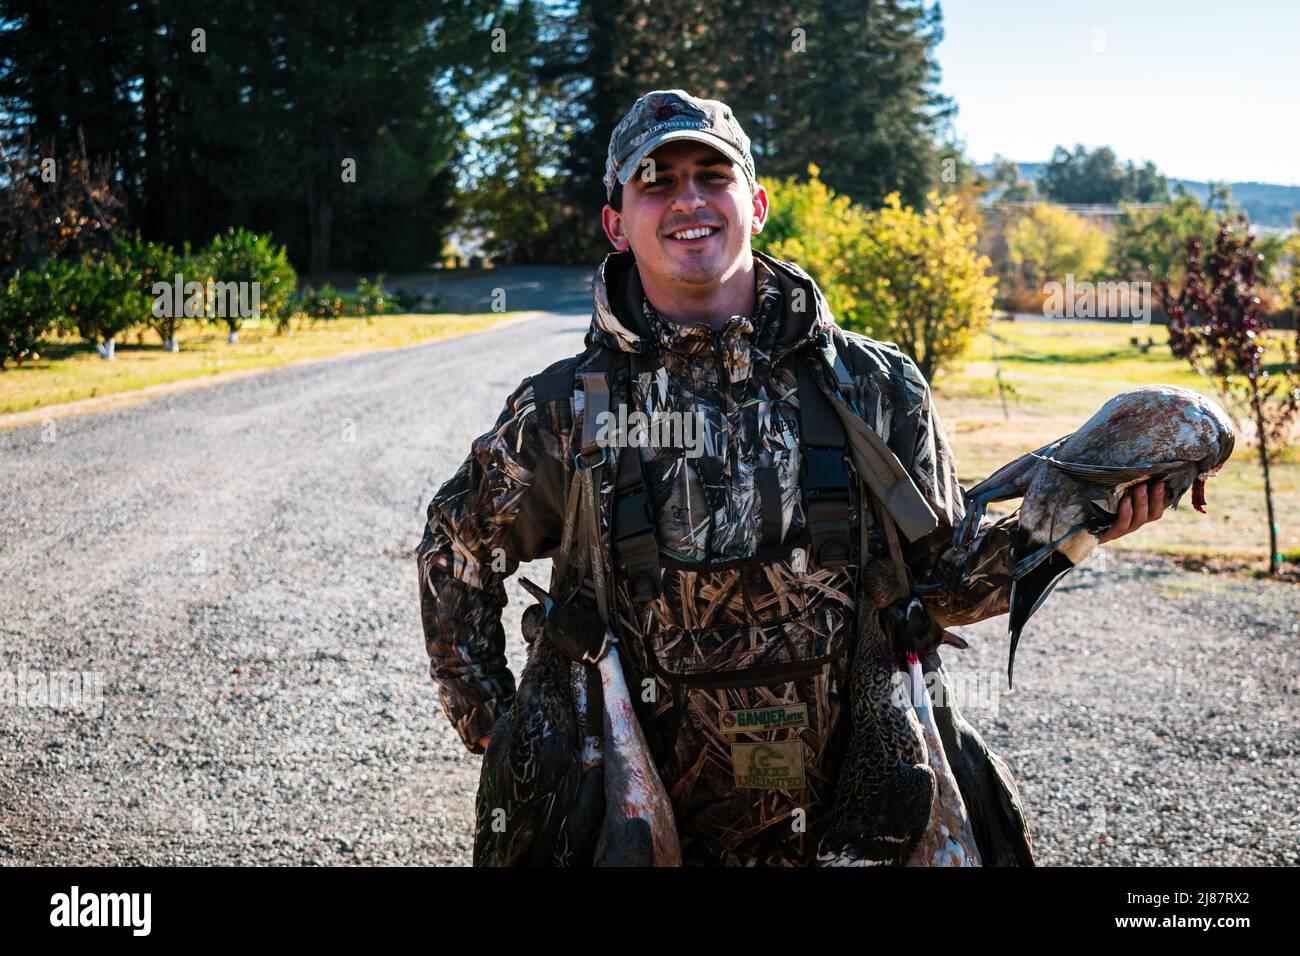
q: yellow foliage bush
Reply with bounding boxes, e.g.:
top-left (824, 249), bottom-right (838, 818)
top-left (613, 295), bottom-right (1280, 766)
top-left (1007, 202), bottom-right (1110, 289)
top-left (760, 168), bottom-right (997, 379)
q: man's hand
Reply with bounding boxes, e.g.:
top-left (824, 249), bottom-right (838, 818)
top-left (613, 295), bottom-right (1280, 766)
top-left (1096, 479), bottom-right (1168, 544)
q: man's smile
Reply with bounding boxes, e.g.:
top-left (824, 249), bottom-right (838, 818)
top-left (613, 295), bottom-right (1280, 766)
top-left (664, 223), bottom-right (722, 243)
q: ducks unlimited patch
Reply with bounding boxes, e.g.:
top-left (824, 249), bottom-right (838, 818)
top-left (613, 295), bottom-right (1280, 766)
top-left (719, 702), bottom-right (809, 734)
top-left (731, 741), bottom-right (806, 790)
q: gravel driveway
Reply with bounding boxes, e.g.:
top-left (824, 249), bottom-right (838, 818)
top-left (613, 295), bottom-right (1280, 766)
top-left (1, 272), bottom-right (1296, 865)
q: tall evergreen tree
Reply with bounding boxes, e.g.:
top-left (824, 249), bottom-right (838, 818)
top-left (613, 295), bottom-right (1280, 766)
top-left (0, 0), bottom-right (517, 273)
top-left (520, 0), bottom-right (953, 262)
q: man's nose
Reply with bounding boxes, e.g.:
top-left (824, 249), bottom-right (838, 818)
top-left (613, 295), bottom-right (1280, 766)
top-left (670, 177), bottom-right (706, 213)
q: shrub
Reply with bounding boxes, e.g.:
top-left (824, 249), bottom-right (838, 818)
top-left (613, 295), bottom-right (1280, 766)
top-left (757, 165), bottom-right (867, 328)
top-left (197, 228), bottom-right (296, 341)
top-left (1007, 202), bottom-right (1110, 292)
top-left (58, 250), bottom-right (140, 359)
top-left (1162, 219), bottom-right (1300, 575)
top-left (853, 192), bottom-right (998, 380)
top-left (298, 283), bottom-right (348, 322)
top-left (0, 268), bottom-right (64, 368)
top-left (111, 233), bottom-right (185, 350)
top-left (354, 275), bottom-right (388, 319)
top-left (761, 171), bottom-right (996, 379)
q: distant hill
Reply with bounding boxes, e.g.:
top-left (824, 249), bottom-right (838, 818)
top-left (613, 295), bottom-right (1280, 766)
top-left (976, 162), bottom-right (1300, 231)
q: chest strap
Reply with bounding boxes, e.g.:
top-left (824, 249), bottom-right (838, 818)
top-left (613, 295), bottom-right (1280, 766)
top-left (584, 346), bottom-right (857, 604)
top-left (794, 353), bottom-right (853, 567)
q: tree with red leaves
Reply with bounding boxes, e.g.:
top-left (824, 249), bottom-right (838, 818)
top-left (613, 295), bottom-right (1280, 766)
top-left (0, 130), bottom-right (124, 278)
top-left (1160, 216), bottom-right (1300, 574)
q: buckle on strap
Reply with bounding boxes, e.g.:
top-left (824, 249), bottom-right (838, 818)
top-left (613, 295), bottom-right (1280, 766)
top-left (803, 445), bottom-right (850, 495)
top-left (803, 444), bottom-right (852, 567)
top-left (613, 481), bottom-right (662, 603)
top-left (574, 446), bottom-right (607, 472)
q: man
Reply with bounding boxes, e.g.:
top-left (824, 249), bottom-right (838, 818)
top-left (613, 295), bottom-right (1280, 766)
top-left (416, 90), bottom-right (1167, 866)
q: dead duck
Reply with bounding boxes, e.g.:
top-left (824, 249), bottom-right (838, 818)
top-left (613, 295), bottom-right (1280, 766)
top-left (819, 561), bottom-right (975, 866)
top-left (520, 578), bottom-right (681, 867)
top-left (894, 599), bottom-right (980, 867)
top-left (472, 600), bottom-right (599, 866)
top-left (955, 385), bottom-right (1235, 686)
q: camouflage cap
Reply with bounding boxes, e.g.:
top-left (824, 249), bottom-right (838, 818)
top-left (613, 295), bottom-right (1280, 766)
top-left (604, 90), bottom-right (756, 200)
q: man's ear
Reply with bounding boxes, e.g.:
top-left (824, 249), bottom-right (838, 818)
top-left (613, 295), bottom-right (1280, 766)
top-left (750, 182), bottom-right (770, 235)
top-left (602, 204), bottom-right (630, 250)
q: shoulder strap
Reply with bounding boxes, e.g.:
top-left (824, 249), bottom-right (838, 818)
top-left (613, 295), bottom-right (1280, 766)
top-left (571, 352), bottom-right (619, 738)
top-left (577, 367), bottom-right (615, 624)
top-left (612, 351), bottom-right (664, 603)
top-left (794, 353), bottom-right (852, 567)
top-left (811, 332), bottom-right (916, 591)
top-left (553, 346), bottom-right (664, 607)
top-left (812, 331), bottom-right (939, 545)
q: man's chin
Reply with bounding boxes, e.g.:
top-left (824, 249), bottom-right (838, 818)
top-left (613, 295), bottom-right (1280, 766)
top-left (662, 247), bottom-right (733, 284)
top-left (669, 260), bottom-right (724, 285)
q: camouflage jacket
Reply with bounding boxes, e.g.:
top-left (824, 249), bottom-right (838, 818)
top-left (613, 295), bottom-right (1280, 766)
top-left (417, 249), bottom-right (1019, 863)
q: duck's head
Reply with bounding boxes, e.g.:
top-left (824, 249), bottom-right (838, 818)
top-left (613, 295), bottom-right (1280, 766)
top-left (1190, 397), bottom-right (1236, 513)
top-left (884, 595), bottom-right (968, 671)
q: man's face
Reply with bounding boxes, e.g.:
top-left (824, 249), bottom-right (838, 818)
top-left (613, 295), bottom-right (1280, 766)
top-left (602, 140), bottom-right (768, 288)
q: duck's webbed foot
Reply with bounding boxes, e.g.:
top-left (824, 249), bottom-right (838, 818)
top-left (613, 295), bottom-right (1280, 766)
top-left (956, 481), bottom-right (1018, 545)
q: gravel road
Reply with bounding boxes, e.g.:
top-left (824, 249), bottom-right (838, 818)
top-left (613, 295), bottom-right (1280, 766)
top-left (1, 266), bottom-right (1296, 865)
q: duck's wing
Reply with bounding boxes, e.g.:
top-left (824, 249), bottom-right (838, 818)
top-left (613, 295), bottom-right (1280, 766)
top-left (966, 434), bottom-right (1073, 501)
top-left (926, 656), bottom-right (1035, 866)
top-left (1040, 456), bottom-right (1186, 485)
top-left (957, 435), bottom-right (1071, 544)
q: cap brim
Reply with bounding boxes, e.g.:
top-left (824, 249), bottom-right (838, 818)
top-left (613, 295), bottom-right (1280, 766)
top-left (616, 130), bottom-right (748, 187)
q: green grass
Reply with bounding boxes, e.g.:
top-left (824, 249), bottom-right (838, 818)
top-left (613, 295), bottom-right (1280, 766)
top-left (0, 311), bottom-right (515, 418)
top-left (934, 319), bottom-right (1299, 567)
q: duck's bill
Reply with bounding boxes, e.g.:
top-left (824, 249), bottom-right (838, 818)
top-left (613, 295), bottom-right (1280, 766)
top-left (518, 576), bottom-right (555, 609)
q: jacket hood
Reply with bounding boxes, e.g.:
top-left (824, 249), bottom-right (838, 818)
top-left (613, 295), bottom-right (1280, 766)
top-left (586, 248), bottom-right (838, 360)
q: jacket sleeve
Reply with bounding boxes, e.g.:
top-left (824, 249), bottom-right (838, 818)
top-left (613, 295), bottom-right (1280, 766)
top-left (890, 357), bottom-right (1018, 628)
top-left (416, 376), bottom-right (569, 753)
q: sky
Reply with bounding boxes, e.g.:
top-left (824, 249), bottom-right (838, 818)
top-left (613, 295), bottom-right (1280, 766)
top-left (934, 0), bottom-right (1299, 185)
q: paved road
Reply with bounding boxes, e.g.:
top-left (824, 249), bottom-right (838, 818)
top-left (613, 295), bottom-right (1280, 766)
top-left (1, 268), bottom-right (1296, 865)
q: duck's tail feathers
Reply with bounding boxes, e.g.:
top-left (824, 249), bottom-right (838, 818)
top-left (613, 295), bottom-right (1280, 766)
top-left (1008, 532), bottom-right (1077, 688)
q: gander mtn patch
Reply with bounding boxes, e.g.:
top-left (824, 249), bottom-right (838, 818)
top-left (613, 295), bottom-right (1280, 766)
top-left (719, 702), bottom-right (809, 734)
top-left (731, 740), bottom-right (806, 790)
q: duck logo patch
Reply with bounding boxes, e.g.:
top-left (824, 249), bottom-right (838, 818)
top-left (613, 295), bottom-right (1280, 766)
top-left (731, 741), bottom-right (806, 790)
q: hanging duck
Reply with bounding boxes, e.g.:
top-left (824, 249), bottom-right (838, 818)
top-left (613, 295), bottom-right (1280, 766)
top-left (519, 578), bottom-right (681, 867)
